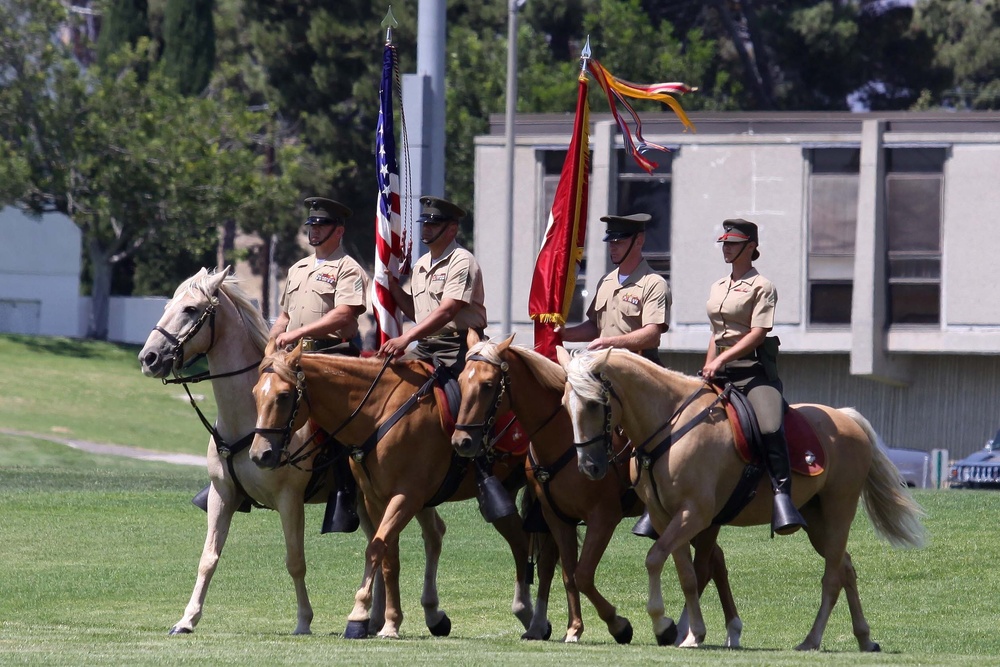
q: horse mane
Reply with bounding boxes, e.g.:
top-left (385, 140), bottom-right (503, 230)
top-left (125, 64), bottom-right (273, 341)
top-left (259, 348), bottom-right (299, 385)
top-left (468, 339), bottom-right (566, 393)
top-left (506, 345), bottom-right (566, 393)
top-left (171, 268), bottom-right (270, 354)
top-left (566, 348), bottom-right (697, 402)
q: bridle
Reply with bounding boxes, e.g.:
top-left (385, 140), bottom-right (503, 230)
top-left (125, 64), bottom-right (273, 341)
top-left (453, 353), bottom-right (513, 455)
top-left (155, 294), bottom-right (219, 373)
top-left (253, 356), bottom-right (394, 469)
top-left (571, 373), bottom-right (621, 458)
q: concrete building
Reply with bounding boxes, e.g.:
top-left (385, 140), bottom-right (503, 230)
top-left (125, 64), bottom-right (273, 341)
top-left (474, 111), bottom-right (1000, 458)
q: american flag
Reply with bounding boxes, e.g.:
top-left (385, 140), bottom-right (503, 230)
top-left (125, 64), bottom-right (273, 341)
top-left (372, 43), bottom-right (407, 345)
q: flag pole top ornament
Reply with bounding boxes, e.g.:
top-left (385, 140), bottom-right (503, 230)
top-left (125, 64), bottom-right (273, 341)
top-left (382, 6), bottom-right (398, 45)
top-left (580, 35), bottom-right (591, 75)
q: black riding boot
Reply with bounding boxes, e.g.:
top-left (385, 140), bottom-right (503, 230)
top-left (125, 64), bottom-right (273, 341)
top-left (762, 429), bottom-right (806, 536)
top-left (322, 456), bottom-right (360, 534)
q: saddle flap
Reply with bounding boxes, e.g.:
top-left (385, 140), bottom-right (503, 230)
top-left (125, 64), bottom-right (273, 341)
top-left (719, 390), bottom-right (826, 476)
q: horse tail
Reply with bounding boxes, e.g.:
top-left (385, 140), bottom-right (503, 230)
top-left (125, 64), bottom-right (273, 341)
top-left (838, 407), bottom-right (927, 549)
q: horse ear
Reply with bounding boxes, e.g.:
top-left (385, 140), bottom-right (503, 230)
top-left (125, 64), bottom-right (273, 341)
top-left (207, 268), bottom-right (228, 293)
top-left (555, 345), bottom-right (571, 369)
top-left (496, 333), bottom-right (515, 354)
top-left (289, 339), bottom-right (304, 365)
top-left (467, 329), bottom-right (482, 348)
top-left (264, 338), bottom-right (277, 357)
top-left (594, 347), bottom-right (613, 371)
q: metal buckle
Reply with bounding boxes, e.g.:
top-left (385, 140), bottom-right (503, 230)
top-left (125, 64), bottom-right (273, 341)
top-left (301, 338), bottom-right (315, 352)
top-left (535, 469), bottom-right (551, 483)
top-left (351, 448), bottom-right (365, 462)
top-left (218, 444), bottom-right (231, 459)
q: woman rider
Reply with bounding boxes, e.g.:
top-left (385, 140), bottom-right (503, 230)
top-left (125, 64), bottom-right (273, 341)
top-left (701, 219), bottom-right (806, 536)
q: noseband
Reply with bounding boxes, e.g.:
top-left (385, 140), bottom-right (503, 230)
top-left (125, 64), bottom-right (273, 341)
top-left (573, 373), bottom-right (620, 457)
top-left (155, 295), bottom-right (219, 371)
top-left (453, 353), bottom-right (511, 454)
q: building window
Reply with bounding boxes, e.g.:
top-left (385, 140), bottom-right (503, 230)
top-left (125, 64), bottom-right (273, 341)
top-left (807, 147), bottom-right (859, 325)
top-left (885, 147), bottom-right (945, 325)
top-left (616, 150), bottom-right (673, 278)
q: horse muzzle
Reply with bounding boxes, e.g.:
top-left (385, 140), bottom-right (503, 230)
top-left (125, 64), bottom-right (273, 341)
top-left (250, 432), bottom-right (284, 470)
top-left (138, 347), bottom-right (175, 378)
top-left (450, 429), bottom-right (482, 458)
top-left (576, 442), bottom-right (610, 481)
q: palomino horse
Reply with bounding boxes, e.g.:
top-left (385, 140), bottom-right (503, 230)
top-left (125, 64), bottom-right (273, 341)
top-left (250, 343), bottom-right (556, 639)
top-left (558, 347), bottom-right (925, 650)
top-left (139, 268), bottom-right (448, 635)
top-left (451, 332), bottom-right (742, 646)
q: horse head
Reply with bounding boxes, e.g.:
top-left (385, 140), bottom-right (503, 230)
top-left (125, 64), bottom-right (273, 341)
top-left (557, 345), bottom-right (617, 481)
top-left (251, 340), bottom-right (311, 469)
top-left (452, 331), bottom-right (515, 458)
top-left (139, 267), bottom-right (229, 378)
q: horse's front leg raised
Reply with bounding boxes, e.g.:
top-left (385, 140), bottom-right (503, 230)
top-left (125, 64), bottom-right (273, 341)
top-left (170, 481), bottom-right (239, 635)
top-left (274, 490), bottom-right (313, 635)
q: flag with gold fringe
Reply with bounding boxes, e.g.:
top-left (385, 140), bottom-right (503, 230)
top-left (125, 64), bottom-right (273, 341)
top-left (529, 56), bottom-right (694, 360)
top-left (528, 71), bottom-right (591, 361)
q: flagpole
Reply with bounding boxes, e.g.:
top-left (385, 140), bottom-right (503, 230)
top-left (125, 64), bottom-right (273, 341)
top-left (500, 0), bottom-right (522, 338)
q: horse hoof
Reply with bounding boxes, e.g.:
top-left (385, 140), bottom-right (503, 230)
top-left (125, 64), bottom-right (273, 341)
top-left (868, 642), bottom-right (881, 653)
top-left (543, 621), bottom-right (552, 641)
top-left (168, 626), bottom-right (192, 635)
top-left (428, 614), bottom-right (451, 637)
top-left (344, 620), bottom-right (370, 639)
top-left (655, 619), bottom-right (678, 647)
top-left (612, 619), bottom-right (633, 645)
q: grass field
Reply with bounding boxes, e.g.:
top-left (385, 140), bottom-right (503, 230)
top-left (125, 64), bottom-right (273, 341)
top-left (1, 335), bottom-right (998, 666)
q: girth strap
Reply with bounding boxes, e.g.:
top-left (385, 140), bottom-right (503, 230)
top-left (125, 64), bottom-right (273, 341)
top-left (527, 444), bottom-right (578, 526)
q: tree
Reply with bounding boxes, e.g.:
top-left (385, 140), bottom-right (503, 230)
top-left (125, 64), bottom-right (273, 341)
top-left (915, 0), bottom-right (1000, 109)
top-left (96, 0), bottom-right (150, 66)
top-left (0, 0), bottom-right (296, 338)
top-left (161, 0), bottom-right (216, 95)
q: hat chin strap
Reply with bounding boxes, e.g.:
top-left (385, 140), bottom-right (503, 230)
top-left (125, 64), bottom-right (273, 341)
top-left (423, 222), bottom-right (450, 246)
top-left (308, 225), bottom-right (336, 247)
top-left (612, 235), bottom-right (638, 266)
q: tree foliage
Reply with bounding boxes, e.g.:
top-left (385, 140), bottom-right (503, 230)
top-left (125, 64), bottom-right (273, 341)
top-left (96, 0), bottom-right (150, 67)
top-left (161, 0), bottom-right (216, 95)
top-left (0, 0), bottom-right (297, 337)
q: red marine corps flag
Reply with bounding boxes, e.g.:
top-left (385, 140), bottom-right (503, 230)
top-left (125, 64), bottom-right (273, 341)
top-left (527, 64), bottom-right (591, 361)
top-left (372, 30), bottom-right (411, 346)
top-left (528, 45), bottom-right (695, 360)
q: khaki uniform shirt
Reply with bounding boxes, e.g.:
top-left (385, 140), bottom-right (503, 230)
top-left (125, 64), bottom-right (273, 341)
top-left (280, 247), bottom-right (369, 340)
top-left (410, 240), bottom-right (487, 335)
top-left (586, 259), bottom-right (670, 338)
top-left (706, 267), bottom-right (776, 347)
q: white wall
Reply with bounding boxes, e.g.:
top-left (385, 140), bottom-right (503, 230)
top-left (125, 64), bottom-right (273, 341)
top-left (0, 207), bottom-right (80, 337)
top-left (78, 296), bottom-right (169, 345)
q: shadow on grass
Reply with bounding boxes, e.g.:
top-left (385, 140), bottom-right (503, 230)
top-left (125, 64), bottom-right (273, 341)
top-left (1, 333), bottom-right (142, 359)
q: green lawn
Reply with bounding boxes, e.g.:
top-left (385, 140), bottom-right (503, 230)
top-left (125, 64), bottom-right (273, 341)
top-left (0, 335), bottom-right (996, 665)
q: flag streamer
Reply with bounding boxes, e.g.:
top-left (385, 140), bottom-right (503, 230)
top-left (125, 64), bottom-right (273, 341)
top-left (589, 59), bottom-right (695, 174)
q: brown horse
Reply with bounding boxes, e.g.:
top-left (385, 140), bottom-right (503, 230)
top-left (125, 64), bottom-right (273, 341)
top-left (249, 343), bottom-right (556, 639)
top-left (139, 268), bottom-right (447, 636)
top-left (451, 332), bottom-right (742, 646)
top-left (558, 347), bottom-right (926, 650)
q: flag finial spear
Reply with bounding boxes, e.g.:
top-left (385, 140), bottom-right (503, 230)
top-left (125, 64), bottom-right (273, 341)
top-left (382, 5), bottom-right (398, 44)
top-left (580, 35), bottom-right (591, 74)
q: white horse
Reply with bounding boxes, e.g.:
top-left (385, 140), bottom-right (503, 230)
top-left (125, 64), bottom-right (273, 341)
top-left (139, 268), bottom-right (449, 636)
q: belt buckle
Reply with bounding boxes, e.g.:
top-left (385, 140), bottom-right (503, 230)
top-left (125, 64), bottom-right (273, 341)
top-left (301, 338), bottom-right (315, 352)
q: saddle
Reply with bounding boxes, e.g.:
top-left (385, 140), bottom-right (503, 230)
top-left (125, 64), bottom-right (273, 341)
top-left (715, 384), bottom-right (826, 476)
top-left (424, 362), bottom-right (528, 457)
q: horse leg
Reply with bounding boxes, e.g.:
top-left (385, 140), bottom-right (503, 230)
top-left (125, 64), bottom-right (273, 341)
top-left (840, 551), bottom-right (879, 652)
top-left (346, 493), bottom-right (387, 638)
top-left (531, 530), bottom-right (559, 641)
top-left (646, 506), bottom-right (705, 648)
top-left (372, 493), bottom-right (420, 639)
top-left (796, 504), bottom-right (866, 651)
top-left (413, 507), bottom-right (451, 636)
top-left (679, 527), bottom-right (742, 648)
top-left (540, 515), bottom-right (583, 642)
top-left (490, 511), bottom-right (537, 632)
top-left (170, 481), bottom-right (238, 635)
top-left (274, 491), bottom-right (313, 635)
top-left (575, 513), bottom-right (632, 644)
top-left (356, 491), bottom-right (386, 635)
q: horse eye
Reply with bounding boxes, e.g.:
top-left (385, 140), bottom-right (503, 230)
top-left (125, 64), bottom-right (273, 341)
top-left (183, 305), bottom-right (198, 315)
